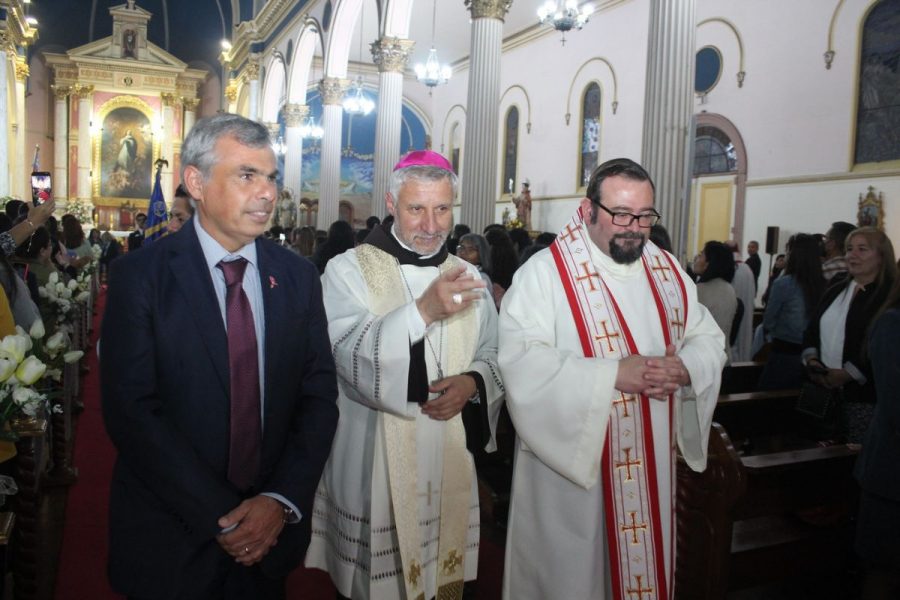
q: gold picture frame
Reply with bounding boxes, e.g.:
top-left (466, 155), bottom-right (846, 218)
top-left (92, 95), bottom-right (159, 205)
top-left (857, 186), bottom-right (884, 230)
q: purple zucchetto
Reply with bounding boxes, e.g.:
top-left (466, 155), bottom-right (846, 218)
top-left (392, 150), bottom-right (453, 173)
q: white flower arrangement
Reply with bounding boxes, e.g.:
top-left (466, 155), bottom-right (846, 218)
top-left (37, 272), bottom-right (89, 330)
top-left (0, 328), bottom-right (49, 433)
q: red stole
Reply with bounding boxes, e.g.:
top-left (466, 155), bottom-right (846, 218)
top-left (550, 208), bottom-right (687, 600)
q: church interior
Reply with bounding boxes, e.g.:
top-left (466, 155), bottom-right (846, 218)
top-left (0, 0), bottom-right (896, 597)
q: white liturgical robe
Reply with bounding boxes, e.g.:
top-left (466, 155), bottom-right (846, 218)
top-left (498, 239), bottom-right (725, 599)
top-left (305, 242), bottom-right (504, 600)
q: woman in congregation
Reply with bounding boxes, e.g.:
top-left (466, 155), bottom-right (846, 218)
top-left (693, 241), bottom-right (738, 362)
top-left (456, 232), bottom-right (494, 291)
top-left (757, 234), bottom-right (825, 389)
top-left (802, 227), bottom-right (897, 443)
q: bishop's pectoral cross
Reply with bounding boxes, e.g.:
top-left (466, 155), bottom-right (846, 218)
top-left (418, 481), bottom-right (440, 507)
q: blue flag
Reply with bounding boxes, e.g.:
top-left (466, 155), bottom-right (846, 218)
top-left (143, 169), bottom-right (169, 244)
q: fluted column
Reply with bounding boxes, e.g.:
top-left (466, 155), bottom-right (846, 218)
top-left (283, 103), bottom-right (308, 204)
top-left (370, 37), bottom-right (414, 219)
top-left (183, 97), bottom-right (199, 136)
top-left (161, 93), bottom-right (178, 200)
top-left (52, 86), bottom-right (70, 205)
top-left (73, 84), bottom-right (94, 204)
top-left (13, 58), bottom-right (28, 200)
top-left (461, 0), bottom-right (512, 232)
top-left (246, 59), bottom-right (261, 121)
top-left (641, 0), bottom-right (696, 258)
top-left (0, 35), bottom-right (9, 197)
top-left (318, 77), bottom-right (348, 229)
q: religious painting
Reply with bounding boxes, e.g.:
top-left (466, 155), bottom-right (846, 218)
top-left (122, 29), bottom-right (137, 58)
top-left (99, 107), bottom-right (153, 200)
top-left (579, 82), bottom-right (601, 188)
top-left (503, 106), bottom-right (519, 195)
top-left (857, 186), bottom-right (884, 230)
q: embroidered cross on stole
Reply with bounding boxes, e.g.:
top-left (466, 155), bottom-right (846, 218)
top-left (356, 244), bottom-right (476, 600)
top-left (550, 208), bottom-right (688, 600)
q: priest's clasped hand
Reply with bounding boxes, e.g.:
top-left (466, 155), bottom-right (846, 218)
top-left (422, 374), bottom-right (477, 420)
top-left (615, 344), bottom-right (690, 398)
top-left (416, 265), bottom-right (486, 326)
top-left (217, 495), bottom-right (285, 567)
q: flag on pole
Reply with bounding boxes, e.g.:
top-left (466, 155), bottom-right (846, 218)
top-left (143, 167), bottom-right (169, 244)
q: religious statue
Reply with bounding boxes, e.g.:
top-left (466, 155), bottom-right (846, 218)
top-left (123, 29), bottom-right (137, 58)
top-left (502, 207), bottom-right (510, 227)
top-left (277, 189), bottom-right (297, 229)
top-left (512, 181), bottom-right (532, 230)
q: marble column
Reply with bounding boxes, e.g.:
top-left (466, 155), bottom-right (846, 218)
top-left (52, 85), bottom-right (70, 205)
top-left (370, 37), bottom-right (414, 220)
top-left (641, 0), bottom-right (696, 258)
top-left (246, 59), bottom-right (261, 121)
top-left (13, 58), bottom-right (28, 200)
top-left (73, 84), bottom-right (94, 205)
top-left (182, 97), bottom-right (199, 136)
top-left (318, 77), bottom-right (348, 229)
top-left (0, 35), bottom-right (9, 197)
top-left (283, 103), bottom-right (308, 207)
top-left (460, 0), bottom-right (512, 233)
top-left (161, 93), bottom-right (178, 201)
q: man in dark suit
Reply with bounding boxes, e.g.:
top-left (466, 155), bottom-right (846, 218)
top-left (745, 239), bottom-right (761, 290)
top-left (127, 212), bottom-right (147, 251)
top-left (101, 113), bottom-right (339, 599)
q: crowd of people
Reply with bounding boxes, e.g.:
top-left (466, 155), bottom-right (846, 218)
top-left (88, 113), bottom-right (899, 599)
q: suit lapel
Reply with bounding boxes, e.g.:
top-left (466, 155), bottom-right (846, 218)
top-left (169, 220), bottom-right (230, 392)
top-left (257, 240), bottom-right (285, 427)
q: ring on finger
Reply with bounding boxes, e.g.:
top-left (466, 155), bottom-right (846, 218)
top-left (452, 293), bottom-right (463, 305)
top-left (243, 547), bottom-right (251, 555)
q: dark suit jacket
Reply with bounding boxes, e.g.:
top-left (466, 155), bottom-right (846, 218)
top-left (856, 308), bottom-right (900, 500)
top-left (745, 253), bottom-right (761, 289)
top-left (100, 218), bottom-right (338, 598)
top-left (127, 229), bottom-right (144, 251)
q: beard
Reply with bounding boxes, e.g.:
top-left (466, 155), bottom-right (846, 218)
top-left (608, 232), bottom-right (646, 264)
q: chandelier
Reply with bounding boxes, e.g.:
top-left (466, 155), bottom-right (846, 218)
top-left (342, 77), bottom-right (375, 116)
top-left (415, 0), bottom-right (452, 89)
top-left (537, 1), bottom-right (593, 45)
top-left (299, 113), bottom-right (324, 140)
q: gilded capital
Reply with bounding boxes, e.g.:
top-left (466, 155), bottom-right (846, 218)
top-left (371, 37), bottom-right (415, 73)
top-left (245, 61), bottom-right (260, 81)
top-left (465, 0), bottom-right (513, 20)
top-left (161, 92), bottom-right (180, 107)
top-left (14, 59), bottom-right (29, 82)
top-left (72, 84), bottom-right (94, 100)
top-left (0, 30), bottom-right (14, 55)
top-left (265, 122), bottom-right (281, 140)
top-left (182, 97), bottom-right (200, 111)
top-left (224, 78), bottom-right (239, 103)
top-left (318, 77), bottom-right (349, 105)
top-left (283, 103), bottom-right (309, 127)
top-left (52, 85), bottom-right (71, 100)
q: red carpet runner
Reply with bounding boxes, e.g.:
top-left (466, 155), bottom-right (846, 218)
top-left (53, 288), bottom-right (503, 599)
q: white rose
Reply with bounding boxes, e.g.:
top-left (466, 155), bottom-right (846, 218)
top-left (63, 351), bottom-right (84, 364)
top-left (48, 272), bottom-right (59, 285)
top-left (75, 291), bottom-right (91, 303)
top-left (67, 279), bottom-right (79, 291)
top-left (45, 331), bottom-right (66, 353)
top-left (55, 282), bottom-right (66, 294)
top-left (0, 358), bottom-right (16, 382)
top-left (15, 356), bottom-right (47, 386)
top-left (38, 287), bottom-right (48, 299)
top-left (12, 385), bottom-right (37, 407)
top-left (29, 320), bottom-right (45, 340)
top-left (61, 288), bottom-right (73, 300)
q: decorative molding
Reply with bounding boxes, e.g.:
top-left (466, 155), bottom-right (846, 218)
top-left (245, 61), bottom-right (261, 81)
top-left (181, 97), bottom-right (200, 111)
top-left (440, 104), bottom-right (467, 153)
top-left (72, 84), bottom-right (95, 100)
top-left (318, 77), bottom-right (349, 105)
top-left (224, 79), bottom-right (239, 103)
top-left (499, 85), bottom-right (533, 134)
top-left (160, 92), bottom-right (180, 107)
top-left (14, 58), bottom-right (29, 82)
top-left (565, 57), bottom-right (619, 125)
top-left (283, 103), bottom-right (309, 127)
top-left (0, 30), bottom-right (14, 54)
top-left (51, 85), bottom-right (71, 100)
top-left (746, 168), bottom-right (900, 187)
top-left (370, 37), bottom-right (415, 73)
top-left (265, 122), bottom-right (281, 139)
top-left (465, 0), bottom-right (513, 21)
top-left (825, 0), bottom-right (847, 70)
top-left (697, 17), bottom-right (746, 87)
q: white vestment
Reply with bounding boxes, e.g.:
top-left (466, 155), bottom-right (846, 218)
top-left (730, 262), bottom-right (756, 362)
top-left (305, 246), bottom-right (504, 600)
top-left (498, 241), bottom-right (725, 600)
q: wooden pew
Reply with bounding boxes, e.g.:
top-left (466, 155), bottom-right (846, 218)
top-left (720, 361), bottom-right (766, 394)
top-left (11, 415), bottom-right (49, 600)
top-left (675, 423), bottom-right (859, 598)
top-left (714, 389), bottom-right (807, 454)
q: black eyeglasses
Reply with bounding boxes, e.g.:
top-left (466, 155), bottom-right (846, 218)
top-left (593, 202), bottom-right (661, 228)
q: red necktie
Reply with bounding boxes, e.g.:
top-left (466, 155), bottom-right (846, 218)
top-left (218, 258), bottom-right (261, 491)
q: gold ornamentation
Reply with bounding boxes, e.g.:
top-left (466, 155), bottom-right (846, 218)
top-left (857, 186), bottom-right (884, 230)
top-left (245, 61), bottom-right (260, 80)
top-left (14, 59), bottom-right (29, 82)
top-left (224, 79), bottom-right (239, 103)
top-left (283, 103), bottom-right (309, 127)
top-left (160, 92), bottom-right (180, 107)
top-left (72, 84), bottom-right (95, 100)
top-left (52, 85), bottom-right (71, 100)
top-left (436, 580), bottom-right (465, 600)
top-left (464, 0), bottom-right (512, 21)
top-left (407, 560), bottom-right (422, 588)
top-left (318, 77), bottom-right (349, 105)
top-left (182, 97), bottom-right (200, 111)
top-left (370, 37), bottom-right (415, 73)
top-left (441, 549), bottom-right (463, 576)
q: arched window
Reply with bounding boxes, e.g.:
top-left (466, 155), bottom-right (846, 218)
top-left (855, 0), bottom-right (900, 164)
top-left (450, 122), bottom-right (461, 174)
top-left (502, 106), bottom-right (519, 194)
top-left (579, 83), bottom-right (601, 188)
top-left (693, 125), bottom-right (737, 175)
